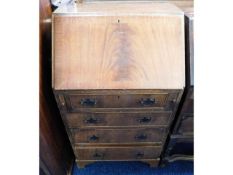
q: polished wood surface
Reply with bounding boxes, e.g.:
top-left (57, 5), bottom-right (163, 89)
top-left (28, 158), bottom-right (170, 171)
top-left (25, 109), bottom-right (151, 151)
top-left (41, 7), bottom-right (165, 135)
top-left (54, 89), bottom-right (180, 112)
top-left (52, 2), bottom-right (185, 90)
top-left (65, 93), bottom-right (176, 110)
top-left (75, 145), bottom-right (162, 160)
top-left (54, 89), bottom-right (183, 168)
top-left (72, 127), bottom-right (167, 144)
top-left (65, 111), bottom-right (172, 128)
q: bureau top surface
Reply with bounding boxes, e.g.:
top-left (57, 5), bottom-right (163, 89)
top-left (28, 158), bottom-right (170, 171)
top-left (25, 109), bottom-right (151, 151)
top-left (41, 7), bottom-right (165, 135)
top-left (52, 2), bottom-right (185, 90)
top-left (53, 2), bottom-right (183, 16)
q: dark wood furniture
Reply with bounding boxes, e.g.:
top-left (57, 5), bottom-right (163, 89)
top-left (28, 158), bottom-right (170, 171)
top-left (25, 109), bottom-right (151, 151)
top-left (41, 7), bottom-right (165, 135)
top-left (52, 2), bottom-right (186, 168)
top-left (162, 88), bottom-right (193, 163)
top-left (40, 0), bottom-right (74, 174)
top-left (161, 5), bottom-right (194, 164)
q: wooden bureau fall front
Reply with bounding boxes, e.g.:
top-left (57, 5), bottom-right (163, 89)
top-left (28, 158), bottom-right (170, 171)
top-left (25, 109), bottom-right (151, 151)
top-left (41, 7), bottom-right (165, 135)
top-left (52, 2), bottom-right (185, 168)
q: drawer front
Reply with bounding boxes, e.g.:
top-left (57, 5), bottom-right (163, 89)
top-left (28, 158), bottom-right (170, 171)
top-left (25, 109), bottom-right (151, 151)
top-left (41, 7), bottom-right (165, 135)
top-left (65, 112), bottom-right (172, 128)
top-left (178, 114), bottom-right (193, 135)
top-left (75, 146), bottom-right (162, 160)
top-left (64, 93), bottom-right (177, 111)
top-left (72, 128), bottom-right (167, 144)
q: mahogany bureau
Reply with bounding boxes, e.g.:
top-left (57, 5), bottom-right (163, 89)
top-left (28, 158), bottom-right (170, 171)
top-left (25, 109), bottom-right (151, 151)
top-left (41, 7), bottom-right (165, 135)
top-left (52, 2), bottom-right (185, 168)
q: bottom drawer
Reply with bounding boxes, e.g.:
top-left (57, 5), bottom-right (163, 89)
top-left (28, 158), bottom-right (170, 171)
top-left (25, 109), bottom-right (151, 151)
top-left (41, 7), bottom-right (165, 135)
top-left (75, 146), bottom-right (162, 160)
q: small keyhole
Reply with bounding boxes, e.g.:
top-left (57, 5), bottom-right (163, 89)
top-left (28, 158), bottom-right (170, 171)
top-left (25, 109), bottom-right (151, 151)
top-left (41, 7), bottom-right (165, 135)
top-left (118, 19), bottom-right (120, 23)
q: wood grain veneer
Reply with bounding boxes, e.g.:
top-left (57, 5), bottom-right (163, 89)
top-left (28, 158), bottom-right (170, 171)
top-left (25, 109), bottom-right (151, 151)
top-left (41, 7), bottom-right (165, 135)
top-left (52, 2), bottom-right (185, 90)
top-left (72, 127), bottom-right (167, 144)
top-left (75, 145), bottom-right (162, 160)
top-left (65, 111), bottom-right (172, 128)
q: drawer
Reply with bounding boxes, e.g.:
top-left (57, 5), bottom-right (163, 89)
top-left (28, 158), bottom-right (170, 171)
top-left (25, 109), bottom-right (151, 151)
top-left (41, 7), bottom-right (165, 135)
top-left (65, 112), bottom-right (172, 128)
top-left (177, 114), bottom-right (193, 135)
top-left (75, 146), bottom-right (162, 160)
top-left (72, 128), bottom-right (167, 144)
top-left (63, 92), bottom-right (178, 111)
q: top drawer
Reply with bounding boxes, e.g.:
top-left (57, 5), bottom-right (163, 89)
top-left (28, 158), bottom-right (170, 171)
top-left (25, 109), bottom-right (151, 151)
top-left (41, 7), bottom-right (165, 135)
top-left (56, 91), bottom-right (179, 112)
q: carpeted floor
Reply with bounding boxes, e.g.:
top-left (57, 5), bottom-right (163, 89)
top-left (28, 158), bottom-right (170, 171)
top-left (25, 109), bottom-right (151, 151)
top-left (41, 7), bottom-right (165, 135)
top-left (72, 161), bottom-right (194, 175)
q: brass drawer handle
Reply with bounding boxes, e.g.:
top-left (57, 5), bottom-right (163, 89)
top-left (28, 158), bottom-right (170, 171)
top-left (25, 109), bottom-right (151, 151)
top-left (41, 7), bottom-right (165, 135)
top-left (136, 152), bottom-right (144, 159)
top-left (89, 135), bottom-right (99, 142)
top-left (93, 153), bottom-right (104, 159)
top-left (135, 134), bottom-right (147, 141)
top-left (80, 98), bottom-right (97, 106)
top-left (138, 117), bottom-right (151, 123)
top-left (84, 117), bottom-right (99, 124)
top-left (140, 98), bottom-right (156, 106)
